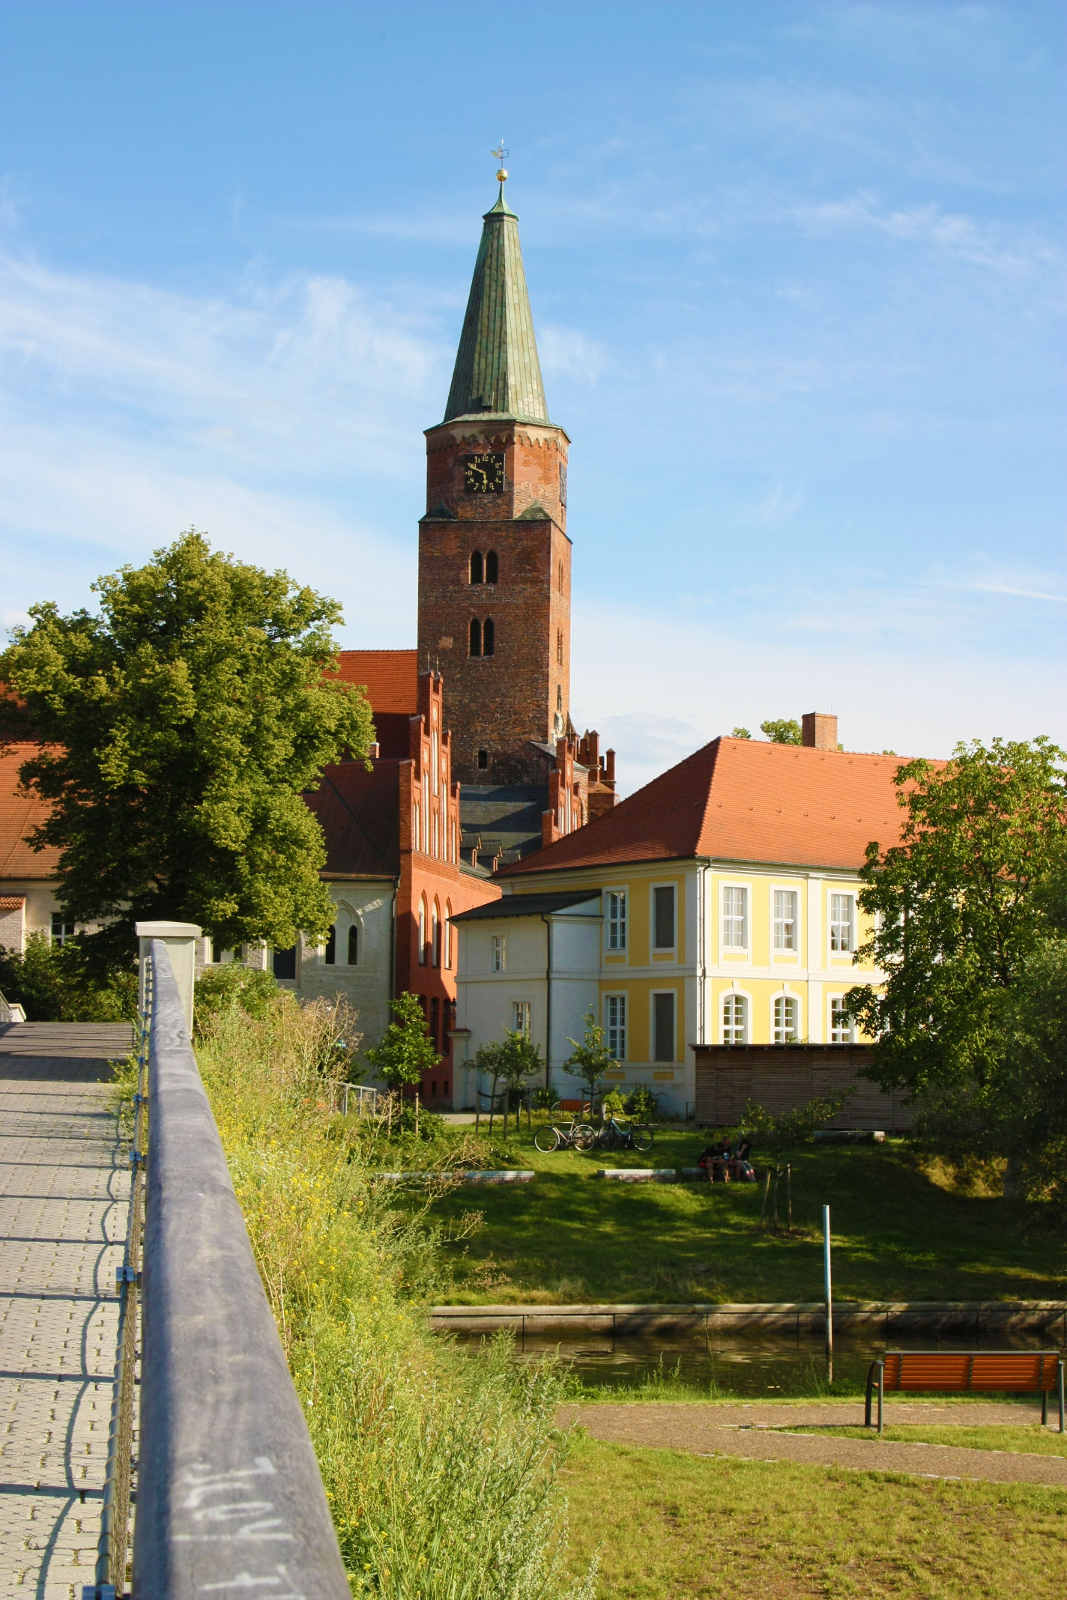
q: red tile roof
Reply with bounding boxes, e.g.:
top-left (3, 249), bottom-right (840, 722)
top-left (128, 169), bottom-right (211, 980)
top-left (0, 894), bottom-right (26, 910)
top-left (499, 737), bottom-right (919, 876)
top-left (332, 650), bottom-right (418, 715)
top-left (305, 762), bottom-right (401, 877)
top-left (0, 745), bottom-right (59, 879)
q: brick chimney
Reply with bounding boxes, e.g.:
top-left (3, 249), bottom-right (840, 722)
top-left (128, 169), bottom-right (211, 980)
top-left (802, 712), bottom-right (838, 751)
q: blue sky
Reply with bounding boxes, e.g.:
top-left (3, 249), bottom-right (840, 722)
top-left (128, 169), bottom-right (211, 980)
top-left (1, 2), bottom-right (1063, 794)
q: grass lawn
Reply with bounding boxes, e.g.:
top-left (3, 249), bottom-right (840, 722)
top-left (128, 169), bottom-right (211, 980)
top-left (413, 1123), bottom-right (1067, 1304)
top-left (561, 1436), bottom-right (1067, 1599)
top-left (782, 1423), bottom-right (1067, 1456)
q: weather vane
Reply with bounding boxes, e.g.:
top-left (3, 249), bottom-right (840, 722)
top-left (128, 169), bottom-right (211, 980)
top-left (491, 140), bottom-right (509, 183)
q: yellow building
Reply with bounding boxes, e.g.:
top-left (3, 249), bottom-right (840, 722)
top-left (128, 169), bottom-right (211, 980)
top-left (454, 715), bottom-right (912, 1116)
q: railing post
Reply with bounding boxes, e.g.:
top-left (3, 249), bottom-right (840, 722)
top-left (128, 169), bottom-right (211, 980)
top-left (135, 921), bottom-right (200, 1035)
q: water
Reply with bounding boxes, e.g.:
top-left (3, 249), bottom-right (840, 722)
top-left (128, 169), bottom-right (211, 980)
top-left (455, 1326), bottom-right (1063, 1398)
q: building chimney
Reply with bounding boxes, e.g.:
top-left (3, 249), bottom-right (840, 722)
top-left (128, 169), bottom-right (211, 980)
top-left (802, 712), bottom-right (838, 751)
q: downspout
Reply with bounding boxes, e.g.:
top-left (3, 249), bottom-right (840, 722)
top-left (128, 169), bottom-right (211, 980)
top-left (541, 914), bottom-right (552, 1091)
top-left (697, 860), bottom-right (708, 1045)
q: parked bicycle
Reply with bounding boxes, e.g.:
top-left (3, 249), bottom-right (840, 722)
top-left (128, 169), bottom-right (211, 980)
top-left (533, 1115), bottom-right (596, 1152)
top-left (591, 1116), bottom-right (654, 1154)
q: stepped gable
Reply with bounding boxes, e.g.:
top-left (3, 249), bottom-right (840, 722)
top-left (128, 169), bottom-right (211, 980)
top-left (0, 744), bottom-right (58, 877)
top-left (497, 737), bottom-right (918, 876)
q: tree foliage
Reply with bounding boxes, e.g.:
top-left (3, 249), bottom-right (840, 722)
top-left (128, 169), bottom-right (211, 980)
top-left (564, 1010), bottom-right (618, 1105)
top-left (0, 532), bottom-right (373, 962)
top-left (472, 1029), bottom-right (544, 1129)
top-left (760, 718), bottom-right (802, 745)
top-left (365, 991), bottom-right (440, 1091)
top-left (0, 932), bottom-right (136, 1021)
top-left (846, 737), bottom-right (1067, 1194)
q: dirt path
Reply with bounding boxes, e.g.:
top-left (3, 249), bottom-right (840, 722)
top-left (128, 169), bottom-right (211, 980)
top-left (557, 1400), bottom-right (1067, 1489)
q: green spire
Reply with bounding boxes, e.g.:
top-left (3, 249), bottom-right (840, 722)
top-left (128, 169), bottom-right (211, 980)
top-left (444, 189), bottom-right (549, 423)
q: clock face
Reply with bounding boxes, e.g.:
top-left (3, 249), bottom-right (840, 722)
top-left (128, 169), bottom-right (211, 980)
top-left (464, 452), bottom-right (505, 493)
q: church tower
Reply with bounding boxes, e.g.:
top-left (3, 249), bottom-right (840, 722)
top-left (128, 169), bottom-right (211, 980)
top-left (417, 168), bottom-right (571, 786)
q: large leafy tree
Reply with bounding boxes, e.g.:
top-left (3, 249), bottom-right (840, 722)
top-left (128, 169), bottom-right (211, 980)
top-left (847, 737), bottom-right (1067, 1193)
top-left (0, 531), bottom-right (373, 963)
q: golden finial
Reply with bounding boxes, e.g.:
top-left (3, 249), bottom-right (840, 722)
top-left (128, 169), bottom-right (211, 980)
top-left (491, 140), bottom-right (509, 183)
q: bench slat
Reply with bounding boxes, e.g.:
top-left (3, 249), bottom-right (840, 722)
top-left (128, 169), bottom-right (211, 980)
top-left (883, 1350), bottom-right (1060, 1394)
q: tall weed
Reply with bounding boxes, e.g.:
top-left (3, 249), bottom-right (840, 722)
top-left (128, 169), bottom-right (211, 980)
top-left (195, 995), bottom-right (593, 1599)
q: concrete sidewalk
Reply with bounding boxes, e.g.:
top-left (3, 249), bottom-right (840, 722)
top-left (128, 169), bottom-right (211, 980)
top-left (559, 1399), bottom-right (1067, 1489)
top-left (0, 1023), bottom-right (133, 1597)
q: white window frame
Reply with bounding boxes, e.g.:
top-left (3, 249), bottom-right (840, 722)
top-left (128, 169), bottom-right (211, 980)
top-left (512, 1000), bottom-right (531, 1038)
top-left (651, 883), bottom-right (677, 953)
top-left (721, 991), bottom-right (748, 1045)
top-left (829, 996), bottom-right (855, 1044)
top-left (772, 887), bottom-right (799, 953)
top-left (604, 992), bottom-right (627, 1060)
top-left (721, 883), bottom-right (749, 951)
top-left (829, 892), bottom-right (856, 954)
top-left (605, 889), bottom-right (628, 953)
top-left (651, 989), bottom-right (676, 1063)
top-left (491, 934), bottom-right (506, 973)
top-left (773, 993), bottom-right (800, 1044)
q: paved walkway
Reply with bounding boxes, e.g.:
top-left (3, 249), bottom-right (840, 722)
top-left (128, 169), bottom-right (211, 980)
top-left (0, 1022), bottom-right (134, 1598)
top-left (559, 1399), bottom-right (1067, 1488)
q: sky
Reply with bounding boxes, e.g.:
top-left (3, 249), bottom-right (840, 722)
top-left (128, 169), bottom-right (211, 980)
top-left (1, 1), bottom-right (1063, 796)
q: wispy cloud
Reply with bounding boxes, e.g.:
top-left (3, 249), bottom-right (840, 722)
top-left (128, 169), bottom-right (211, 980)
top-left (745, 484), bottom-right (804, 527)
top-left (539, 324), bottom-right (609, 385)
top-left (970, 581), bottom-right (1067, 605)
top-left (789, 191), bottom-right (1055, 276)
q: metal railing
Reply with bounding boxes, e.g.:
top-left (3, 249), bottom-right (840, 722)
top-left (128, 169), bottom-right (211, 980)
top-left (339, 1080), bottom-right (381, 1117)
top-left (87, 937), bottom-right (349, 1599)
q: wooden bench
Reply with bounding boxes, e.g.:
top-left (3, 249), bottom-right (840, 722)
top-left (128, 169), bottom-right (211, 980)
top-left (865, 1349), bottom-right (1065, 1434)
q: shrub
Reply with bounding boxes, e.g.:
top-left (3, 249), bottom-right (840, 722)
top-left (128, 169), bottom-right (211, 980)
top-left (602, 1089), bottom-right (626, 1114)
top-left (624, 1084), bottom-right (658, 1119)
top-left (193, 963), bottom-right (280, 1033)
top-left (0, 932), bottom-right (135, 1022)
top-left (532, 1085), bottom-right (560, 1112)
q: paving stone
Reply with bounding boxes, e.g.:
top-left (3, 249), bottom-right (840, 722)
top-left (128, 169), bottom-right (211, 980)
top-left (0, 1024), bottom-right (134, 1598)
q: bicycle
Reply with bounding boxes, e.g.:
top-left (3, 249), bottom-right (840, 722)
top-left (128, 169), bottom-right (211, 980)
top-left (591, 1116), bottom-right (654, 1154)
top-left (533, 1115), bottom-right (596, 1152)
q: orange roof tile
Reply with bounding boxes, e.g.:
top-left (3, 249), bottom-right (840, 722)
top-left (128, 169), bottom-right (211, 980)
top-left (0, 744), bottom-right (59, 879)
top-left (332, 650), bottom-right (418, 715)
top-left (499, 737), bottom-right (920, 876)
top-left (0, 894), bottom-right (26, 910)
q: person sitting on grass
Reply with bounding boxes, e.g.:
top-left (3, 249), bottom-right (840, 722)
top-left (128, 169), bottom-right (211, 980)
top-left (697, 1141), bottom-right (732, 1183)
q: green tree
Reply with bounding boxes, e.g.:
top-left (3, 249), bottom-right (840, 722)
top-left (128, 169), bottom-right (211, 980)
top-left (846, 737), bottom-right (1067, 1195)
top-left (365, 991), bottom-right (440, 1091)
top-left (760, 718), bottom-right (802, 745)
top-left (472, 1029), bottom-right (543, 1132)
top-left (730, 726), bottom-right (752, 740)
top-left (0, 532), bottom-right (373, 964)
top-left (564, 1010), bottom-right (618, 1109)
top-left (0, 932), bottom-right (136, 1022)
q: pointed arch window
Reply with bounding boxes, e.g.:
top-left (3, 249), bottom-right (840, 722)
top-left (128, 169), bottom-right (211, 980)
top-left (444, 901), bottom-right (453, 969)
top-left (485, 550), bottom-right (498, 584)
top-left (347, 924), bottom-right (359, 966)
top-left (324, 925), bottom-right (336, 966)
top-left (469, 550), bottom-right (483, 585)
top-left (418, 898), bottom-right (428, 965)
top-left (482, 618), bottom-right (495, 656)
top-left (469, 618), bottom-right (482, 657)
top-left (432, 900), bottom-right (441, 967)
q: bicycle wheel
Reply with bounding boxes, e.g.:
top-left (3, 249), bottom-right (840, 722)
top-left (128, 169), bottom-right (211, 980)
top-left (631, 1124), bottom-right (653, 1153)
top-left (572, 1123), bottom-right (596, 1151)
top-left (533, 1124), bottom-right (559, 1152)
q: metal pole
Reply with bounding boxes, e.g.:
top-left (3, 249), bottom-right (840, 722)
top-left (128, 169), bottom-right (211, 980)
top-left (823, 1203), bottom-right (833, 1382)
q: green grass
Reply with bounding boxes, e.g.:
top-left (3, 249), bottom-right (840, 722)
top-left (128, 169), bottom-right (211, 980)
top-left (782, 1423), bottom-right (1067, 1456)
top-left (412, 1123), bottom-right (1067, 1304)
top-left (561, 1436), bottom-right (1067, 1598)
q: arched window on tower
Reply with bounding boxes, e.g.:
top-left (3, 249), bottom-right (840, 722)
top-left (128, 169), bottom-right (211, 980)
top-left (469, 618), bottom-right (482, 657)
top-left (469, 550), bottom-right (483, 585)
top-left (485, 550), bottom-right (498, 584)
top-left (483, 618), bottom-right (495, 656)
top-left (556, 630), bottom-right (564, 665)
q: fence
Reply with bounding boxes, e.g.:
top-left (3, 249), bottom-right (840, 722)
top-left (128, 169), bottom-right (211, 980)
top-left (86, 936), bottom-right (349, 1599)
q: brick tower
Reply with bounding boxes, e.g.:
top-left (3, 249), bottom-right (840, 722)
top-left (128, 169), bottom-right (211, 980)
top-left (418, 172), bottom-right (572, 786)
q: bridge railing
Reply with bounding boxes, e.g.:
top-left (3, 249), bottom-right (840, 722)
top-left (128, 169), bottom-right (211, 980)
top-left (91, 935), bottom-right (350, 1598)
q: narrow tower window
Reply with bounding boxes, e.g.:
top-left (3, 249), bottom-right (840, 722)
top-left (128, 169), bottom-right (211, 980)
top-left (469, 618), bottom-right (482, 657)
top-left (469, 550), bottom-right (483, 585)
top-left (558, 558), bottom-right (564, 593)
top-left (477, 749), bottom-right (488, 771)
top-left (556, 630), bottom-right (564, 665)
top-left (485, 550), bottom-right (498, 584)
top-left (482, 618), bottom-right (495, 656)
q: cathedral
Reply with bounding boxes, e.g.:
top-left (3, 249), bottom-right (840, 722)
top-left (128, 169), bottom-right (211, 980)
top-left (0, 169), bottom-right (616, 1104)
